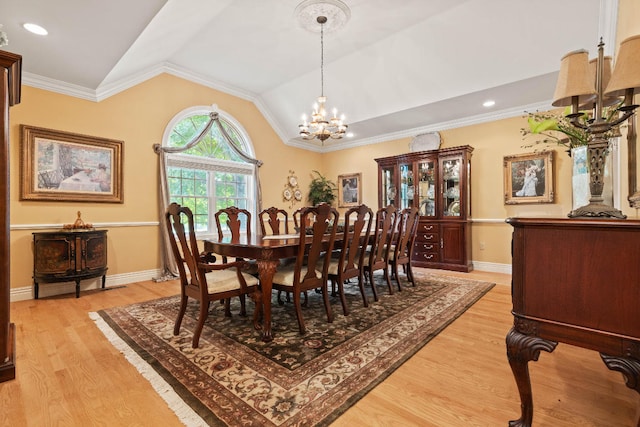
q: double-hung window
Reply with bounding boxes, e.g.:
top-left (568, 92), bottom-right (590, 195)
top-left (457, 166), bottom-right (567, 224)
top-left (164, 108), bottom-right (256, 238)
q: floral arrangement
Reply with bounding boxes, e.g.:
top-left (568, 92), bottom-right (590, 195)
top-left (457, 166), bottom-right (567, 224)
top-left (520, 108), bottom-right (589, 153)
top-left (520, 106), bottom-right (621, 154)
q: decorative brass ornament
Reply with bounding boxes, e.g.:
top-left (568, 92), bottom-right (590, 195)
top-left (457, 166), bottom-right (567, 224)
top-left (283, 170), bottom-right (301, 209)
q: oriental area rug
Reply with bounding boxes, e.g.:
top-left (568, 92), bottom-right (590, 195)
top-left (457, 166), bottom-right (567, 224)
top-left (90, 271), bottom-right (494, 427)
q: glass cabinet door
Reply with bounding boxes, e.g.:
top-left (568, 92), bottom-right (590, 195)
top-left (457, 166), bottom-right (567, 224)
top-left (417, 159), bottom-right (436, 216)
top-left (381, 165), bottom-right (396, 207)
top-left (441, 156), bottom-right (462, 217)
top-left (399, 162), bottom-right (414, 210)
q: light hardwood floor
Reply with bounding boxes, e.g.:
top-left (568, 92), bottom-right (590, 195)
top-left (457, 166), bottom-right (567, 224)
top-left (1, 269), bottom-right (637, 426)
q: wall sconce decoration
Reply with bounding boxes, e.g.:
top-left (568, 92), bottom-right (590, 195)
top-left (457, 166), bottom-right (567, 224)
top-left (283, 170), bottom-right (302, 209)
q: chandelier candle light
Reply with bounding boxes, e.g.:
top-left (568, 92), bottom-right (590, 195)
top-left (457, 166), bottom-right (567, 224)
top-left (299, 15), bottom-right (348, 143)
top-left (552, 35), bottom-right (640, 218)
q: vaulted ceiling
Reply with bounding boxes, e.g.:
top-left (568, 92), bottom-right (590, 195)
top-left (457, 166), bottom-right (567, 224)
top-left (2, 0), bottom-right (612, 151)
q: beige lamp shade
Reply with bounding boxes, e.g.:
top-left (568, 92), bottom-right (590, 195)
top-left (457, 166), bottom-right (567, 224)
top-left (580, 56), bottom-right (618, 108)
top-left (605, 34), bottom-right (640, 97)
top-left (552, 49), bottom-right (596, 107)
top-left (592, 56), bottom-right (612, 90)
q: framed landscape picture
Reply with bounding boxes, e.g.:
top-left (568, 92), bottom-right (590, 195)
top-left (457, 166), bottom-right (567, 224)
top-left (503, 151), bottom-right (554, 205)
top-left (338, 173), bottom-right (361, 207)
top-left (20, 125), bottom-right (124, 203)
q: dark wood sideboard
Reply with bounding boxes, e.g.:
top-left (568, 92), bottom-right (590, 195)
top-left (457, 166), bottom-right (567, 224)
top-left (506, 217), bottom-right (640, 427)
top-left (33, 230), bottom-right (108, 298)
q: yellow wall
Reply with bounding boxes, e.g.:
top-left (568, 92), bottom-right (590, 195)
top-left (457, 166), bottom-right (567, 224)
top-left (322, 115), bottom-right (576, 267)
top-left (9, 74), bottom-right (321, 290)
top-left (8, 1), bottom-right (640, 291)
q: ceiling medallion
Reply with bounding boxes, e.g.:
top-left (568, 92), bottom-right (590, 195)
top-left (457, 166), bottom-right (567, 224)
top-left (294, 0), bottom-right (351, 34)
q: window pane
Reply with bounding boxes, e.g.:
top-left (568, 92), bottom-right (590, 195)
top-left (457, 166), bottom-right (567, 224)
top-left (185, 197), bottom-right (197, 210)
top-left (183, 180), bottom-right (195, 196)
top-left (194, 197), bottom-right (208, 214)
top-left (195, 180), bottom-right (207, 196)
top-left (237, 182), bottom-right (247, 198)
top-left (168, 177), bottom-right (181, 195)
top-left (194, 215), bottom-right (208, 232)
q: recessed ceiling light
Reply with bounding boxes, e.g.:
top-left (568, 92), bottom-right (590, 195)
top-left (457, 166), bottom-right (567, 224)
top-left (346, 132), bottom-right (354, 138)
top-left (23, 23), bottom-right (48, 36)
top-left (483, 100), bottom-right (496, 107)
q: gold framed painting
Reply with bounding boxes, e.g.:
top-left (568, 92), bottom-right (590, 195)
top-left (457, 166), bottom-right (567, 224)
top-left (20, 125), bottom-right (124, 203)
top-left (503, 151), bottom-right (554, 205)
top-left (338, 173), bottom-right (361, 207)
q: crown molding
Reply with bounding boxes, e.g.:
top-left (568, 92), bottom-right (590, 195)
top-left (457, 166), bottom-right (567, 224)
top-left (21, 66), bottom-right (553, 155)
top-left (314, 100), bottom-right (553, 153)
top-left (22, 71), bottom-right (98, 101)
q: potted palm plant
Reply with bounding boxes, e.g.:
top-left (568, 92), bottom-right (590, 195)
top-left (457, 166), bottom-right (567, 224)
top-left (308, 170), bottom-right (337, 205)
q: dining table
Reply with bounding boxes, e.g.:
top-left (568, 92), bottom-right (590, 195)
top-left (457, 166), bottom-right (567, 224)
top-left (204, 232), bottom-right (334, 342)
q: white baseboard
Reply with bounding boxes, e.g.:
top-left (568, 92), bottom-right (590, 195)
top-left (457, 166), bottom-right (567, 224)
top-left (472, 261), bottom-right (512, 275)
top-left (10, 268), bottom-right (165, 302)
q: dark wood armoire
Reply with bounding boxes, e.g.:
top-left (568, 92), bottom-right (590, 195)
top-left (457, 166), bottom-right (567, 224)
top-left (0, 50), bottom-right (22, 383)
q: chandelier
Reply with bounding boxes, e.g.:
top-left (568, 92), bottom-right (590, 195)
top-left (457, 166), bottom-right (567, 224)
top-left (298, 15), bottom-right (347, 143)
top-left (552, 35), bottom-right (640, 218)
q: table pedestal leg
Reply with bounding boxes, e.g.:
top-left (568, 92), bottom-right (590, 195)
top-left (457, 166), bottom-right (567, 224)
top-left (257, 259), bottom-right (279, 342)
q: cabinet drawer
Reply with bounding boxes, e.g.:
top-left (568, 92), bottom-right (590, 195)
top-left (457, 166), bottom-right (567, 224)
top-left (415, 232), bottom-right (439, 243)
top-left (414, 240), bottom-right (438, 254)
top-left (416, 223), bottom-right (437, 234)
top-left (413, 251), bottom-right (440, 263)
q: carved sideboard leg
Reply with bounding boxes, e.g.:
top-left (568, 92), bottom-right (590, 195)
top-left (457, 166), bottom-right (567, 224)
top-left (600, 353), bottom-right (640, 427)
top-left (506, 327), bottom-right (558, 427)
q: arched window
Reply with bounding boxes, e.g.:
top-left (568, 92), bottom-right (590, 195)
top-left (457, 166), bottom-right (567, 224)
top-left (161, 106), bottom-right (258, 237)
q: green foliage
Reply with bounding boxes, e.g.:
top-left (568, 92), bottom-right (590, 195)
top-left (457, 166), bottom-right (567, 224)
top-left (169, 115), bottom-right (244, 161)
top-left (308, 170), bottom-right (337, 205)
top-left (521, 108), bottom-right (589, 152)
top-left (521, 105), bottom-right (621, 154)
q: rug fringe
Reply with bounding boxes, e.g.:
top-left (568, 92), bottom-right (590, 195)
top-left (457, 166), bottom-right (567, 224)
top-left (89, 312), bottom-right (208, 427)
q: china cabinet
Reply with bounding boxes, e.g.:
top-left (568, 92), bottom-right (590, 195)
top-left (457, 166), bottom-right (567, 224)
top-left (375, 145), bottom-right (473, 272)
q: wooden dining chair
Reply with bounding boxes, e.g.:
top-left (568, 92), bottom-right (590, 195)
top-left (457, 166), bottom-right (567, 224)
top-left (214, 206), bottom-right (258, 312)
top-left (259, 206), bottom-right (289, 235)
top-left (271, 203), bottom-right (339, 334)
top-left (327, 204), bottom-right (373, 315)
top-left (293, 207), bottom-right (316, 233)
top-left (362, 204), bottom-right (398, 299)
top-left (258, 206), bottom-right (297, 304)
top-left (165, 203), bottom-right (262, 348)
top-left (215, 206), bottom-right (252, 242)
top-left (214, 205), bottom-right (256, 265)
top-left (388, 206), bottom-right (420, 290)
